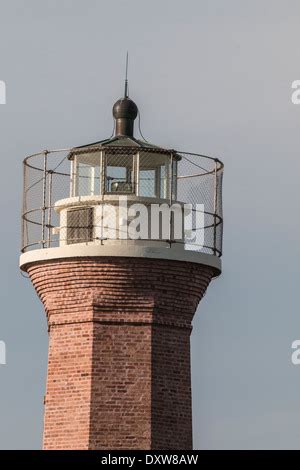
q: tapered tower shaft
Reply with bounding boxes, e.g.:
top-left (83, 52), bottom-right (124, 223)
top-left (28, 257), bottom-right (214, 449)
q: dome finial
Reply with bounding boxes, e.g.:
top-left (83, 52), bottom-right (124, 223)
top-left (124, 51), bottom-right (129, 98)
top-left (112, 54), bottom-right (138, 137)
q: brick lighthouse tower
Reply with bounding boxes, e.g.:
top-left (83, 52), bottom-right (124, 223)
top-left (20, 84), bottom-right (223, 450)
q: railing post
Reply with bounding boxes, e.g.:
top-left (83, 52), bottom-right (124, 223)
top-left (169, 152), bottom-right (173, 247)
top-left (21, 160), bottom-right (26, 252)
top-left (47, 170), bottom-right (53, 248)
top-left (41, 150), bottom-right (48, 248)
top-left (70, 159), bottom-right (74, 197)
top-left (136, 151), bottom-right (140, 196)
top-left (213, 159), bottom-right (218, 256)
top-left (99, 150), bottom-right (104, 244)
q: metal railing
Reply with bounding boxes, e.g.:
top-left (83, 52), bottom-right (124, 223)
top-left (21, 146), bottom-right (223, 256)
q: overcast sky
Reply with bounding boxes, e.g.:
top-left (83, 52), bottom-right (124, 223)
top-left (0, 0), bottom-right (300, 449)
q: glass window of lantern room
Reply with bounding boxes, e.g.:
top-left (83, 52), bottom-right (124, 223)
top-left (104, 152), bottom-right (135, 194)
top-left (160, 163), bottom-right (170, 199)
top-left (172, 159), bottom-right (178, 200)
top-left (138, 152), bottom-right (171, 199)
top-left (139, 166), bottom-right (156, 197)
top-left (73, 153), bottom-right (101, 197)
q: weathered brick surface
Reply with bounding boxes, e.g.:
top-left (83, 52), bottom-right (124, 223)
top-left (27, 257), bottom-right (214, 450)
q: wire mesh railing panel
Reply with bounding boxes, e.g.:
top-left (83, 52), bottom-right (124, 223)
top-left (176, 152), bottom-right (223, 255)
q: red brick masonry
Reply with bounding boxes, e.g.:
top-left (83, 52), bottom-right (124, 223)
top-left (27, 257), bottom-right (215, 450)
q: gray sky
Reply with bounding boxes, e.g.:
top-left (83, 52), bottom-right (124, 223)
top-left (0, 0), bottom-right (300, 449)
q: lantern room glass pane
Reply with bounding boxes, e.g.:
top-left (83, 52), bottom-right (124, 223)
top-left (172, 160), bottom-right (177, 200)
top-left (139, 153), bottom-right (171, 199)
top-left (160, 164), bottom-right (167, 199)
top-left (139, 169), bottom-right (156, 197)
top-left (75, 153), bottom-right (101, 197)
top-left (105, 154), bottom-right (134, 193)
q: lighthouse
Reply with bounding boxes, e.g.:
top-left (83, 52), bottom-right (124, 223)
top-left (20, 86), bottom-right (223, 450)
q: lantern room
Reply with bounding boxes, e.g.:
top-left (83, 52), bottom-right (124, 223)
top-left (70, 144), bottom-right (177, 200)
top-left (69, 96), bottom-right (178, 200)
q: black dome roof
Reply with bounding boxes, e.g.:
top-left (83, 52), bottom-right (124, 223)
top-left (113, 97), bottom-right (138, 120)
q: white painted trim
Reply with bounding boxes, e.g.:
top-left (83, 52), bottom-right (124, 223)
top-left (54, 195), bottom-right (178, 212)
top-left (20, 244), bottom-right (221, 276)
